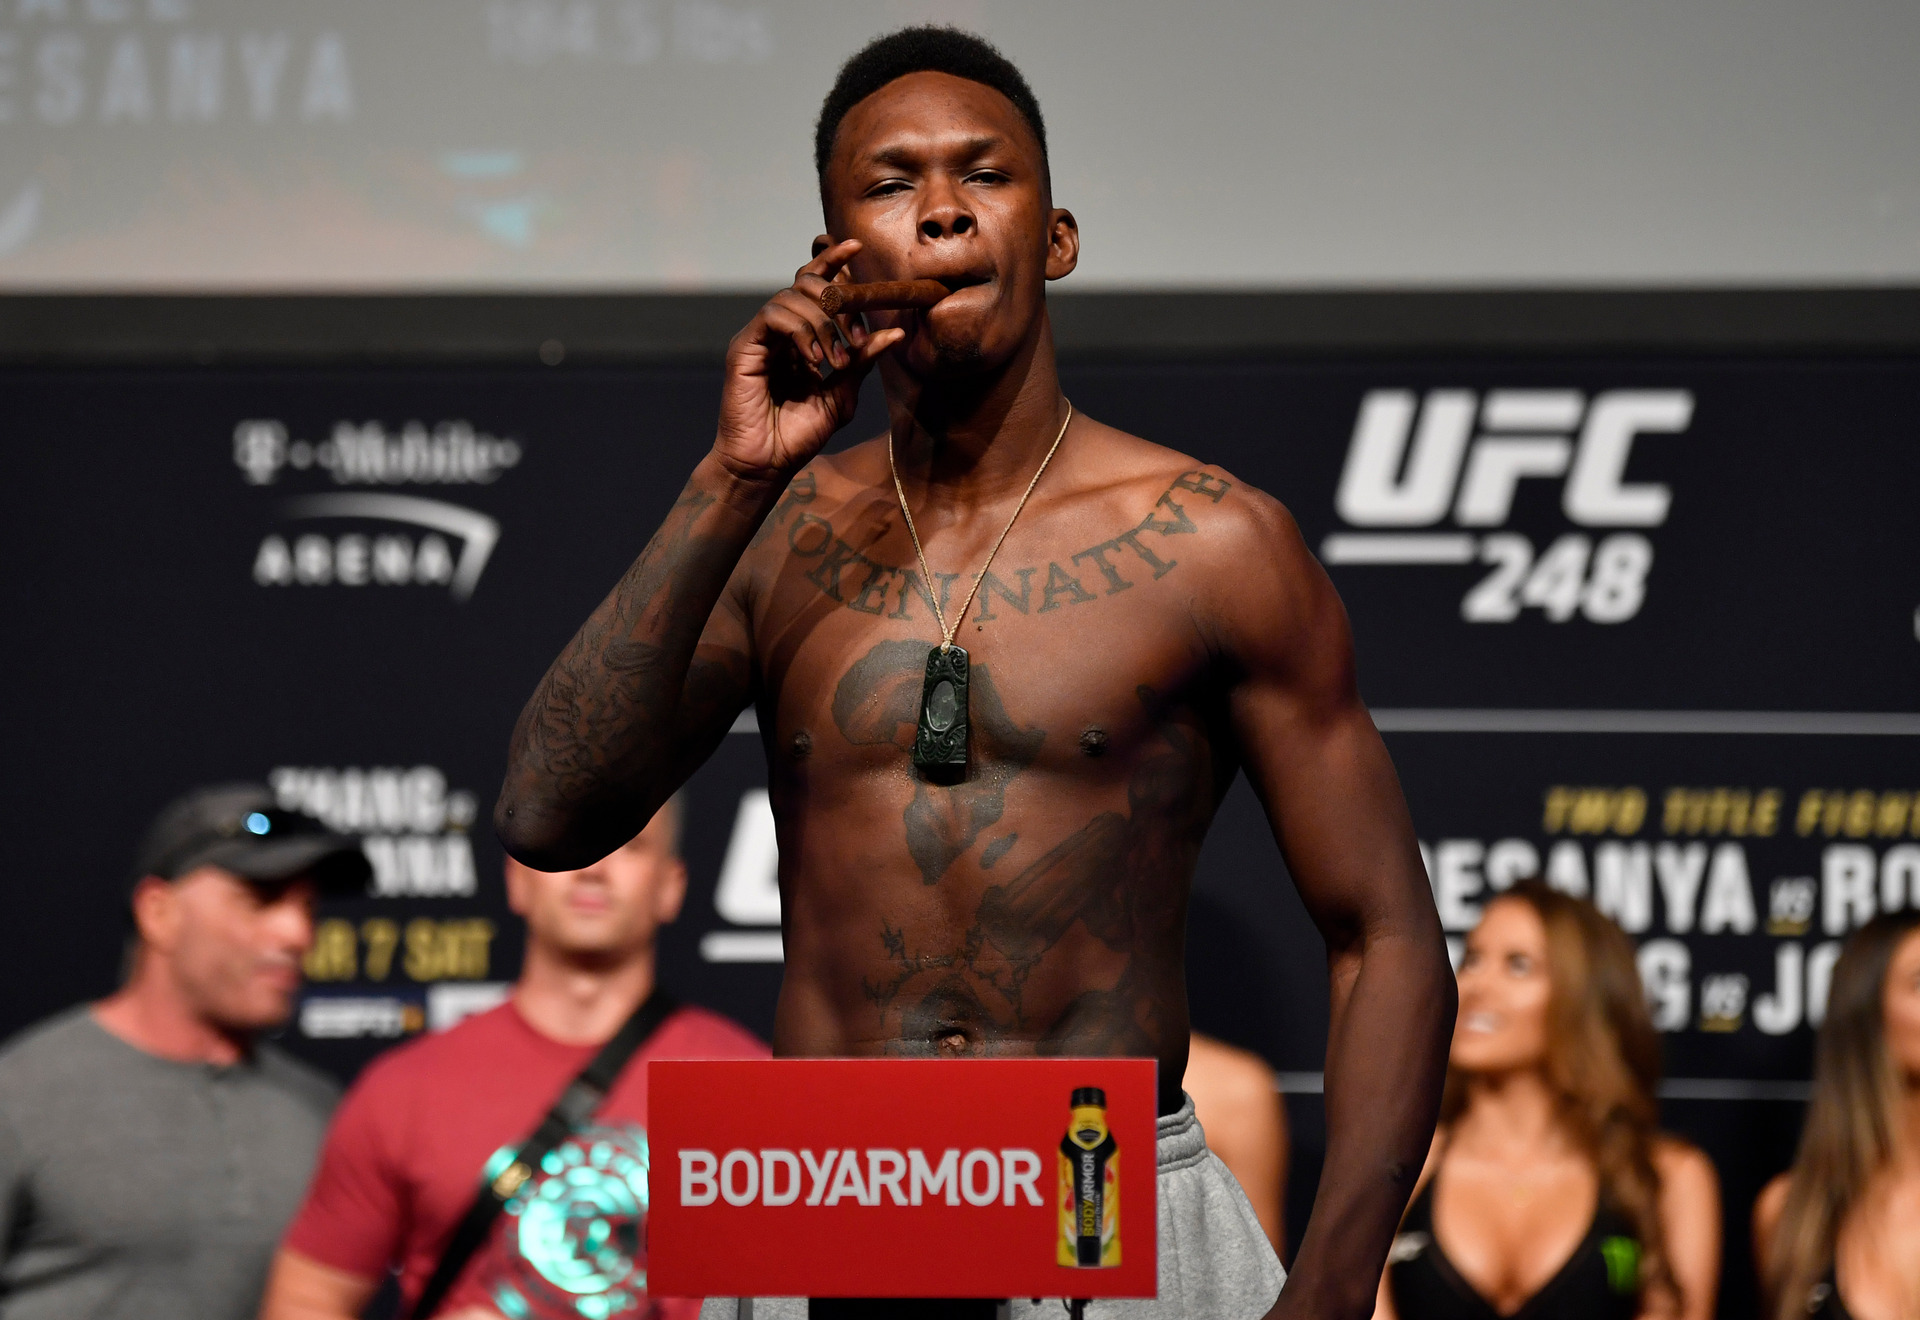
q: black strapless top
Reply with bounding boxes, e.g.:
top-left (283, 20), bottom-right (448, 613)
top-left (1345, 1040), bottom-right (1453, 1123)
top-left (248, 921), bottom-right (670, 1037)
top-left (1386, 1175), bottom-right (1642, 1320)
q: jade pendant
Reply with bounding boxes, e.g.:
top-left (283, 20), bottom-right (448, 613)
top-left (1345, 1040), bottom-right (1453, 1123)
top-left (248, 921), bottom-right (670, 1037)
top-left (912, 645), bottom-right (969, 778)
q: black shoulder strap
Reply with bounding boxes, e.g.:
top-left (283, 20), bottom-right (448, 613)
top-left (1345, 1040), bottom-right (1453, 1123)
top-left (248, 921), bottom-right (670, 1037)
top-left (406, 988), bottom-right (679, 1320)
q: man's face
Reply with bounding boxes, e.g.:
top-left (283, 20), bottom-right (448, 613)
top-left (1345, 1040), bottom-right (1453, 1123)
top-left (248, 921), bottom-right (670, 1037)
top-left (137, 867), bottom-right (317, 1032)
top-left (505, 808), bottom-right (687, 963)
top-left (822, 70), bottom-right (1077, 379)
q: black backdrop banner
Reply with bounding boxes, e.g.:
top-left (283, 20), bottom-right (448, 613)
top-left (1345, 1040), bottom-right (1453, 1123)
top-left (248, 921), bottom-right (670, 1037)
top-left (4, 353), bottom-right (1917, 1318)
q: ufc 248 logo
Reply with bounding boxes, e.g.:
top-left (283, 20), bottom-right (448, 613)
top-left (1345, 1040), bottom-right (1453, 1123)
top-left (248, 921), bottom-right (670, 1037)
top-left (1322, 390), bottom-right (1692, 624)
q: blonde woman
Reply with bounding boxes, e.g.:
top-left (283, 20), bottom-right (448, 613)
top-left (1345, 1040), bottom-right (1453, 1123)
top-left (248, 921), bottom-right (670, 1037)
top-left (1756, 910), bottom-right (1920, 1320)
top-left (1375, 881), bottom-right (1719, 1320)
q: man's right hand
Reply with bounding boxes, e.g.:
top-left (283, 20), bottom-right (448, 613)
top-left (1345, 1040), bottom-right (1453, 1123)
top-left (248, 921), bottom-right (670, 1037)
top-left (713, 238), bottom-right (907, 484)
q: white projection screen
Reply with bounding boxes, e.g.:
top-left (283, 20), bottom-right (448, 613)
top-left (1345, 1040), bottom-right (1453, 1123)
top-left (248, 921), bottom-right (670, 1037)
top-left (0, 0), bottom-right (1916, 290)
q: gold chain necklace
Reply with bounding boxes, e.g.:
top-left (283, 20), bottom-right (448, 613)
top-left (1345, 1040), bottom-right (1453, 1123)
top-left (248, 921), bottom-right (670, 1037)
top-left (886, 400), bottom-right (1072, 777)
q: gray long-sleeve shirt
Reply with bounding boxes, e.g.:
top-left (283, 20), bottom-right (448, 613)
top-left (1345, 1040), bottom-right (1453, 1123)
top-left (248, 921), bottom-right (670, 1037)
top-left (0, 1007), bottom-right (337, 1320)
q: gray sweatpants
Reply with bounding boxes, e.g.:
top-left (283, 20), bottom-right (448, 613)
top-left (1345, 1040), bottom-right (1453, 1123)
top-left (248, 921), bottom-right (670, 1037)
top-left (697, 1094), bottom-right (1284, 1320)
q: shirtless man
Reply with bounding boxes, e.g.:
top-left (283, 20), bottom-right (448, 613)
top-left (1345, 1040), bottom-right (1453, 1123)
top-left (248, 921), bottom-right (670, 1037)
top-left (496, 26), bottom-right (1453, 1320)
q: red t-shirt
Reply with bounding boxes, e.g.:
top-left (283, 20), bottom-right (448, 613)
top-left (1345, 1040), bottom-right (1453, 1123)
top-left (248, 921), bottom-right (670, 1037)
top-left (284, 999), bottom-right (767, 1319)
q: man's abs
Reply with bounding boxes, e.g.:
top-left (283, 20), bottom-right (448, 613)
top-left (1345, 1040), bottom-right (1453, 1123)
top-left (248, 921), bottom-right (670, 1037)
top-left (760, 664), bottom-right (1223, 1113)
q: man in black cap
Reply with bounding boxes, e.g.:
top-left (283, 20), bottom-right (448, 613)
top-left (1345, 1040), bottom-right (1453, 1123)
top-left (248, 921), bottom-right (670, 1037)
top-left (0, 783), bottom-right (368, 1320)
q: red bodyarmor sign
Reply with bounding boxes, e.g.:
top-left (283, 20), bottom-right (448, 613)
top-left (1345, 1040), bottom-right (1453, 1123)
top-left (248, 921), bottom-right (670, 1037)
top-left (647, 1058), bottom-right (1157, 1300)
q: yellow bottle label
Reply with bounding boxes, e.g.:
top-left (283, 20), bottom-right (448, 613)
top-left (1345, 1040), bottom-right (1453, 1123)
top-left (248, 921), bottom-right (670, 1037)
top-left (1057, 1101), bottom-right (1120, 1267)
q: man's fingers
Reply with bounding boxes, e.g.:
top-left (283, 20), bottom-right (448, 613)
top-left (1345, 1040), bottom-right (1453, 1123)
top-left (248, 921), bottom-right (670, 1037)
top-left (757, 302), bottom-right (823, 366)
top-left (736, 241), bottom-right (875, 388)
top-left (759, 299), bottom-right (838, 374)
top-left (769, 287), bottom-right (841, 343)
top-left (771, 287), bottom-right (856, 366)
top-left (851, 326), bottom-right (907, 369)
top-left (797, 237), bottom-right (861, 285)
top-left (787, 242), bottom-right (868, 363)
top-left (793, 301), bottom-right (853, 374)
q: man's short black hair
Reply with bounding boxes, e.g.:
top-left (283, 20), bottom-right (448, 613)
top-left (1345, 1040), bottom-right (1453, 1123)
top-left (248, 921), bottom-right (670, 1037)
top-left (814, 26), bottom-right (1049, 185)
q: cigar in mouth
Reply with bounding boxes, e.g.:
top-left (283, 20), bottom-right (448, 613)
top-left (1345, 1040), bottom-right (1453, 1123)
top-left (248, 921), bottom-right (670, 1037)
top-left (817, 279), bottom-right (951, 316)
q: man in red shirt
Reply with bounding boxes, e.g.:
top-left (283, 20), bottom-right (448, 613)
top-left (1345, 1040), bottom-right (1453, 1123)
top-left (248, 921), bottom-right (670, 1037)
top-left (261, 800), bottom-right (766, 1320)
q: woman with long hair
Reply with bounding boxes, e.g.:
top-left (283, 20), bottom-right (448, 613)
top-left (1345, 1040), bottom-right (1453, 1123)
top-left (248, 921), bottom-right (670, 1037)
top-left (1374, 880), bottom-right (1720, 1320)
top-left (1755, 909), bottom-right (1920, 1320)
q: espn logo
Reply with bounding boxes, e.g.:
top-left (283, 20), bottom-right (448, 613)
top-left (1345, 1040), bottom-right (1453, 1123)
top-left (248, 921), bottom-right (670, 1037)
top-left (1321, 390), bottom-right (1692, 625)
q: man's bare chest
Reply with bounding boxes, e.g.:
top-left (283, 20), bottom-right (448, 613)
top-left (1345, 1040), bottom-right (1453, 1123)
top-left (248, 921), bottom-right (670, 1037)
top-left (747, 465), bottom-right (1234, 774)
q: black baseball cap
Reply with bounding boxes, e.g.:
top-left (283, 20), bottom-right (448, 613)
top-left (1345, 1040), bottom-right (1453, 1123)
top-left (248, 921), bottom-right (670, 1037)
top-left (133, 783), bottom-right (371, 896)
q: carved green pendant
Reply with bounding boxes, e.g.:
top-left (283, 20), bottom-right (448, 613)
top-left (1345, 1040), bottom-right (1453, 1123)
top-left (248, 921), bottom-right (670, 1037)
top-left (912, 645), bottom-right (969, 777)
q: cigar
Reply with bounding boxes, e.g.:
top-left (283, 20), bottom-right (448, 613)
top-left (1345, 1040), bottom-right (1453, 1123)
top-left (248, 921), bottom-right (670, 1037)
top-left (817, 279), bottom-right (951, 316)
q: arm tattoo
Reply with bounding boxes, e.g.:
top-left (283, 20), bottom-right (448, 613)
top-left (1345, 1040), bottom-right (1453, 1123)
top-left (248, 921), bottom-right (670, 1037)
top-left (499, 480), bottom-right (754, 863)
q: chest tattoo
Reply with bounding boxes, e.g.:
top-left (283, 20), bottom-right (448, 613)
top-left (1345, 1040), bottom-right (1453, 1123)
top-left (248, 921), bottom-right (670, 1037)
top-left (770, 469), bottom-right (1232, 628)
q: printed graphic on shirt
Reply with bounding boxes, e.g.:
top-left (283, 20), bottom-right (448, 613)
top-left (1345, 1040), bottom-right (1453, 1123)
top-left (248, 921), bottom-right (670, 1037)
top-left (479, 1123), bottom-right (657, 1320)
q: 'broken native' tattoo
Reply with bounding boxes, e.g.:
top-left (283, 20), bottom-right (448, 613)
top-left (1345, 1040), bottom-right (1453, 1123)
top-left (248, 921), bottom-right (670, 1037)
top-left (778, 470), bottom-right (1231, 625)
